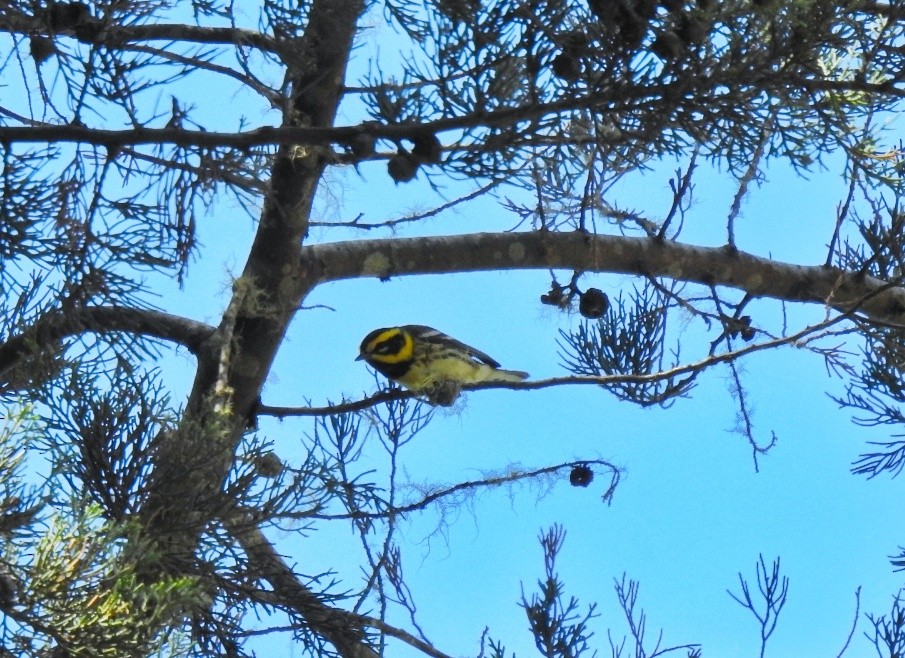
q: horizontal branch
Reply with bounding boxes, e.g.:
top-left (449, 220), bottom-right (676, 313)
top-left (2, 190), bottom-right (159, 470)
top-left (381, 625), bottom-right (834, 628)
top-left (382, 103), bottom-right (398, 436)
top-left (0, 124), bottom-right (350, 150)
top-left (300, 231), bottom-right (905, 324)
top-left (0, 97), bottom-right (579, 149)
top-left (0, 13), bottom-right (280, 53)
top-left (3, 74), bottom-right (902, 151)
top-left (294, 458), bottom-right (623, 521)
top-left (105, 23), bottom-right (280, 52)
top-left (0, 306), bottom-right (214, 378)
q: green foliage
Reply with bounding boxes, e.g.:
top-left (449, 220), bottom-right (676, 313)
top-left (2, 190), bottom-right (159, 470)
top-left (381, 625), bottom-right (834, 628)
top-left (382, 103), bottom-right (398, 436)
top-left (0, 408), bottom-right (197, 657)
top-left (24, 506), bottom-right (198, 657)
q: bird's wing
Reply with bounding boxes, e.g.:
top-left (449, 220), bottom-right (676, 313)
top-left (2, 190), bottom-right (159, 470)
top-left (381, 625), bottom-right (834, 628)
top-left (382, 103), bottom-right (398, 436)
top-left (403, 325), bottom-right (502, 368)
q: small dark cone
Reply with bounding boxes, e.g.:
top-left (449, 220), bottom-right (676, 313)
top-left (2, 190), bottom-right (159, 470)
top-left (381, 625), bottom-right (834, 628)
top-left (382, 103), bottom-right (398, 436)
top-left (29, 36), bottom-right (56, 64)
top-left (570, 465), bottom-right (594, 487)
top-left (740, 326), bottom-right (756, 342)
top-left (552, 52), bottom-right (581, 83)
top-left (579, 288), bottom-right (609, 319)
top-left (387, 153), bottom-right (419, 183)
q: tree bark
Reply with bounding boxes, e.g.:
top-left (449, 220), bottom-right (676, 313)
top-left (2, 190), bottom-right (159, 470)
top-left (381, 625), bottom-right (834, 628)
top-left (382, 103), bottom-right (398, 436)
top-left (136, 7), bottom-right (367, 657)
top-left (303, 231), bottom-right (905, 324)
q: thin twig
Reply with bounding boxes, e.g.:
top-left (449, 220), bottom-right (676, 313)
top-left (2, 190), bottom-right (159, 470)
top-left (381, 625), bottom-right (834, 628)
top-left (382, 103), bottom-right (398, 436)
top-left (259, 315), bottom-right (851, 416)
top-left (835, 587), bottom-right (861, 658)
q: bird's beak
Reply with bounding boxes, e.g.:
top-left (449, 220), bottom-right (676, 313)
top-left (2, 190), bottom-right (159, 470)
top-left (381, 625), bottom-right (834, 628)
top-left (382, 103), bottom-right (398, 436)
top-left (355, 353), bottom-right (364, 361)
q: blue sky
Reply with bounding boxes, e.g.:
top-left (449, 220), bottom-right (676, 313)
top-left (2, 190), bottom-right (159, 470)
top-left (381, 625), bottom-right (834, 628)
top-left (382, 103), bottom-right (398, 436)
top-left (9, 5), bottom-right (905, 656)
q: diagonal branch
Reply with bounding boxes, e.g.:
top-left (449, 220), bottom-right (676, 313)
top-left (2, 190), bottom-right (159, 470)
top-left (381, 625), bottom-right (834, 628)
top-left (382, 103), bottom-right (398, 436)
top-left (232, 519), bottom-right (459, 658)
top-left (298, 458), bottom-right (622, 522)
top-left (354, 615), bottom-right (455, 658)
top-left (230, 521), bottom-right (380, 658)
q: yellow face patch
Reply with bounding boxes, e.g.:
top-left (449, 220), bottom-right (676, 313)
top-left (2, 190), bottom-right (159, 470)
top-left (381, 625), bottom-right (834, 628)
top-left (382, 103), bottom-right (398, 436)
top-left (365, 328), bottom-right (414, 364)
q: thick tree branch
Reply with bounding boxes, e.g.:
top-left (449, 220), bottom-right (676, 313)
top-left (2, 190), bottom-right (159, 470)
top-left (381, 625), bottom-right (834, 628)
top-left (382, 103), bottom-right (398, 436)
top-left (138, 0), bottom-right (367, 615)
top-left (353, 616), bottom-right (455, 658)
top-left (301, 231), bottom-right (905, 325)
top-left (1, 67), bottom-right (902, 152)
top-left (0, 91), bottom-right (622, 148)
top-left (102, 23), bottom-right (280, 52)
top-left (0, 306), bottom-right (214, 379)
top-left (0, 123), bottom-right (355, 150)
top-left (4, 65), bottom-right (904, 150)
top-left (230, 522), bottom-right (380, 658)
top-left (237, 519), bottom-right (454, 658)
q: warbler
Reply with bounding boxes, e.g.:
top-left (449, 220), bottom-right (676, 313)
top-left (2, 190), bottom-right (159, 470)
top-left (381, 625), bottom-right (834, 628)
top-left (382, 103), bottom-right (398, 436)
top-left (357, 325), bottom-right (529, 406)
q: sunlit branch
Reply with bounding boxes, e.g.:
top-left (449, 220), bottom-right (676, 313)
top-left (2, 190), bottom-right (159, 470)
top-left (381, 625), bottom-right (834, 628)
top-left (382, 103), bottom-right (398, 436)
top-left (302, 231), bottom-right (905, 325)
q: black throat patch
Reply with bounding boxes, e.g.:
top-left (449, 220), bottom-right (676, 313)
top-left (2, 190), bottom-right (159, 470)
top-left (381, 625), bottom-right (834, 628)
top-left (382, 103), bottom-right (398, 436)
top-left (366, 356), bottom-right (412, 380)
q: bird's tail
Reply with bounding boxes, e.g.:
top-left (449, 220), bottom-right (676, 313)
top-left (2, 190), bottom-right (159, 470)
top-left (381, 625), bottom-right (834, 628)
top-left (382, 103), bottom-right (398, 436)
top-left (484, 367), bottom-right (529, 383)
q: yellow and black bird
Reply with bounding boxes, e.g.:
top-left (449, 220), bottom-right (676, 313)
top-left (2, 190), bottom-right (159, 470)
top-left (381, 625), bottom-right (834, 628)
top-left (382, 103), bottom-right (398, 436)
top-left (357, 325), bottom-right (529, 406)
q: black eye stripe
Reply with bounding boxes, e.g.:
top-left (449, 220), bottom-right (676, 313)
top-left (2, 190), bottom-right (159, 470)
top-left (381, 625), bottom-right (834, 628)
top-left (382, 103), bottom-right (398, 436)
top-left (378, 334), bottom-right (406, 353)
top-left (366, 333), bottom-right (405, 356)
